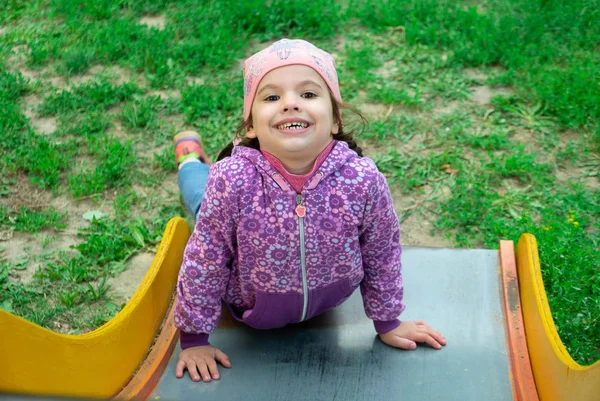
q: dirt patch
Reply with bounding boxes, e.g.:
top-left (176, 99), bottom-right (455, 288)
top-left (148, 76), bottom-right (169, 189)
top-left (139, 15), bottom-right (166, 30)
top-left (159, 171), bottom-right (179, 196)
top-left (68, 65), bottom-right (135, 87)
top-left (27, 65), bottom-right (141, 91)
top-left (471, 86), bottom-right (513, 105)
top-left (136, 142), bottom-right (170, 162)
top-left (47, 75), bottom-right (68, 88)
top-left (106, 65), bottom-right (136, 86)
top-left (0, 177), bottom-right (84, 284)
top-left (8, 46), bottom-right (61, 89)
top-left (1, 176), bottom-right (52, 211)
top-left (8, 45), bottom-right (28, 67)
top-left (20, 94), bottom-right (41, 119)
top-left (147, 89), bottom-right (181, 100)
top-left (67, 65), bottom-right (107, 87)
top-left (361, 140), bottom-right (388, 158)
top-left (359, 103), bottom-right (393, 120)
top-left (555, 164), bottom-right (599, 191)
top-left (127, 171), bottom-right (179, 221)
top-left (186, 76), bottom-right (205, 86)
top-left (463, 68), bottom-right (488, 83)
top-left (399, 212), bottom-right (453, 248)
top-left (510, 127), bottom-right (538, 153)
top-left (7, 45), bottom-right (95, 92)
top-left (390, 183), bottom-right (454, 248)
top-left (109, 252), bottom-right (156, 303)
top-left (0, 194), bottom-right (113, 283)
top-left (376, 60), bottom-right (398, 79)
top-left (30, 117), bottom-right (58, 135)
top-left (433, 100), bottom-right (461, 115)
top-left (18, 66), bottom-right (50, 82)
top-left (333, 35), bottom-right (348, 58)
top-left (50, 194), bottom-right (114, 232)
top-left (556, 129), bottom-right (583, 149)
top-left (3, 196), bottom-right (112, 280)
top-left (19, 94), bottom-right (58, 135)
top-left (496, 177), bottom-right (531, 195)
top-left (108, 119), bottom-right (127, 140)
top-left (1, 231), bottom-right (79, 283)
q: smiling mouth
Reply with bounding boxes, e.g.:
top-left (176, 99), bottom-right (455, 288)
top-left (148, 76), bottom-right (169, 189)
top-left (277, 122), bottom-right (309, 130)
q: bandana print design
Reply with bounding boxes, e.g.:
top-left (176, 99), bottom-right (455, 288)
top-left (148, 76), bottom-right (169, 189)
top-left (244, 53), bottom-right (268, 98)
top-left (311, 54), bottom-right (333, 82)
top-left (272, 40), bottom-right (292, 60)
top-left (174, 142), bottom-right (404, 336)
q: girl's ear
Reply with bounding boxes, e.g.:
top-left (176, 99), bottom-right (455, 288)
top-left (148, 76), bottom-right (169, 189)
top-left (245, 126), bottom-right (257, 139)
top-left (331, 122), bottom-right (339, 135)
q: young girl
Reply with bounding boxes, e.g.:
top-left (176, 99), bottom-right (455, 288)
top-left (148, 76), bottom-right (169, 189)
top-left (173, 39), bottom-right (446, 383)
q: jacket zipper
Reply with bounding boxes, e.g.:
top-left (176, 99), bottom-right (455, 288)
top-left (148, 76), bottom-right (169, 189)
top-left (295, 193), bottom-right (308, 321)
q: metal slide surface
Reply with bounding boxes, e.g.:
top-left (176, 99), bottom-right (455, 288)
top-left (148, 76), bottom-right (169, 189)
top-left (151, 248), bottom-right (514, 401)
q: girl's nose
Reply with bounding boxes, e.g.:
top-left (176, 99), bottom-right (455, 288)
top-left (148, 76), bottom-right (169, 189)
top-left (282, 94), bottom-right (301, 112)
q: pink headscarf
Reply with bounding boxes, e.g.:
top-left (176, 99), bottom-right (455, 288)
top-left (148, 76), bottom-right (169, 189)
top-left (243, 39), bottom-right (342, 120)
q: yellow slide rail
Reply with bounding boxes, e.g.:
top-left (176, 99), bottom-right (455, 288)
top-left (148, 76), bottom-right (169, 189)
top-left (0, 217), bottom-right (191, 399)
top-left (516, 234), bottom-right (600, 401)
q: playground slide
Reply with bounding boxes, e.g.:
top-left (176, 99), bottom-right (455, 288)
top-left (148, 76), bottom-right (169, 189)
top-left (515, 234), bottom-right (600, 401)
top-left (0, 218), bottom-right (190, 399)
top-left (0, 218), bottom-right (598, 400)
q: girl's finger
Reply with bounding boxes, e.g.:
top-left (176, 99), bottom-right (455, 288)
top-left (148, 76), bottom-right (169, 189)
top-left (206, 358), bottom-right (220, 380)
top-left (419, 333), bottom-right (442, 350)
top-left (429, 329), bottom-right (447, 345)
top-left (186, 360), bottom-right (202, 382)
top-left (215, 349), bottom-right (232, 368)
top-left (416, 323), bottom-right (447, 344)
top-left (197, 360), bottom-right (212, 382)
top-left (387, 335), bottom-right (417, 350)
top-left (420, 325), bottom-right (446, 345)
top-left (175, 360), bottom-right (186, 378)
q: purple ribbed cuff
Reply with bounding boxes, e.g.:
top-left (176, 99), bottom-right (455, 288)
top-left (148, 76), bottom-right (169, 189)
top-left (180, 331), bottom-right (210, 349)
top-left (373, 319), bottom-right (401, 335)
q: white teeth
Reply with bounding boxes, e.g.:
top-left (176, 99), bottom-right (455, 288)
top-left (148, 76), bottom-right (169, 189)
top-left (277, 122), bottom-right (308, 130)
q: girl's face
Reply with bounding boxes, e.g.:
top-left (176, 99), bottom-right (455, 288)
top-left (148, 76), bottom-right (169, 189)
top-left (246, 65), bottom-right (339, 167)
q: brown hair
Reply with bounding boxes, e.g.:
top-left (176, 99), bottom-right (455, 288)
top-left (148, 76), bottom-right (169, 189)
top-left (216, 90), bottom-right (367, 162)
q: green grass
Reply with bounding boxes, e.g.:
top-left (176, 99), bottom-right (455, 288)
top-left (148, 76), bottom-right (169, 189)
top-left (38, 76), bottom-right (140, 116)
top-left (0, 205), bottom-right (68, 232)
top-left (0, 0), bottom-right (598, 365)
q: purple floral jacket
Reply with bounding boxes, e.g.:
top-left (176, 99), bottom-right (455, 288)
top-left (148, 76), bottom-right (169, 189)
top-left (174, 141), bottom-right (405, 348)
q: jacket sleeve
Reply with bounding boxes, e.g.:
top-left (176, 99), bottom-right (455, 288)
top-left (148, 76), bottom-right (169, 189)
top-left (174, 161), bottom-right (238, 348)
top-left (359, 170), bottom-right (405, 334)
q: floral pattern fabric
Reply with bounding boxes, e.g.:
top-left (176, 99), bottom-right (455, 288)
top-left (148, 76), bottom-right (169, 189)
top-left (174, 141), bottom-right (405, 336)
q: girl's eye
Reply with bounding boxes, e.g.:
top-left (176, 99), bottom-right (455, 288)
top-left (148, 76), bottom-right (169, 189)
top-left (265, 95), bottom-right (279, 101)
top-left (302, 92), bottom-right (317, 99)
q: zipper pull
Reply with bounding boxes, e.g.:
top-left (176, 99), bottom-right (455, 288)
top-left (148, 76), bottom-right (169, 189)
top-left (295, 194), bottom-right (306, 217)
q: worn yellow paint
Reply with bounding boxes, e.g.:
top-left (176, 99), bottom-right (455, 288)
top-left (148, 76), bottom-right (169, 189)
top-left (0, 217), bottom-right (190, 399)
top-left (516, 234), bottom-right (600, 401)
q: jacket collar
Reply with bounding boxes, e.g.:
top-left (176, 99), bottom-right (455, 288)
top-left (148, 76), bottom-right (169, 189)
top-left (232, 141), bottom-right (359, 190)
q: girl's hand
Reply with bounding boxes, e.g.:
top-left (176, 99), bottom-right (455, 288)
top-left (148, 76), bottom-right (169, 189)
top-left (379, 320), bottom-right (446, 350)
top-left (175, 345), bottom-right (231, 382)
